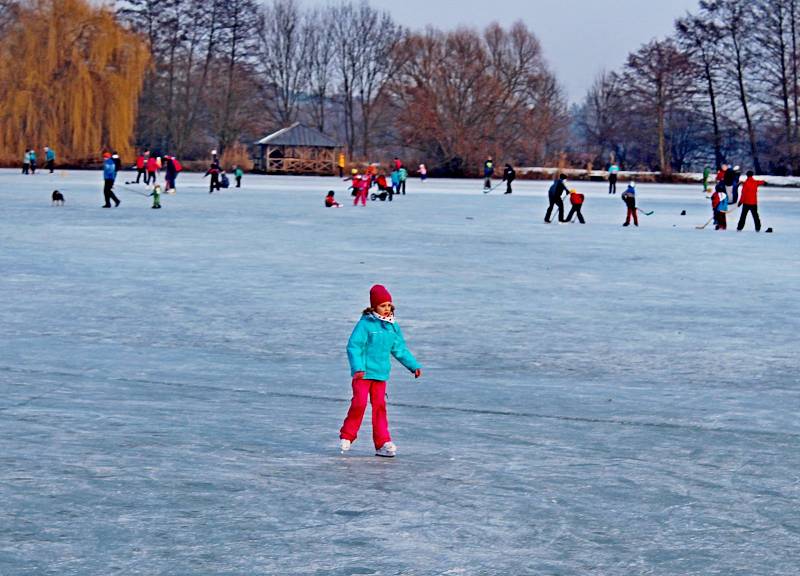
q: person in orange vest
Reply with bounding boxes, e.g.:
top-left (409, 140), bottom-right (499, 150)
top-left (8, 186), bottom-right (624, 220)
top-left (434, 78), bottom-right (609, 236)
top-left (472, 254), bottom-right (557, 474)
top-left (566, 189), bottom-right (586, 223)
top-left (736, 171), bottom-right (766, 232)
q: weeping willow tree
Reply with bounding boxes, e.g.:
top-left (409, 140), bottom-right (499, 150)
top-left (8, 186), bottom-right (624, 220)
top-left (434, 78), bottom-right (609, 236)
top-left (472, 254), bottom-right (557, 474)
top-left (0, 0), bottom-right (149, 163)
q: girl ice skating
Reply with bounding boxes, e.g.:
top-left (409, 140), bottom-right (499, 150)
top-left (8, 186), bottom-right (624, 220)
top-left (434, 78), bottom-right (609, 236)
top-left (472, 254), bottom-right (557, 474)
top-left (339, 285), bottom-right (422, 458)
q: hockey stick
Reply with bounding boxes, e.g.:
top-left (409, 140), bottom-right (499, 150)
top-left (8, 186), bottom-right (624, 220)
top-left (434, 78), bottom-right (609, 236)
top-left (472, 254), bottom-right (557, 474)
top-left (483, 181), bottom-right (504, 194)
top-left (695, 205), bottom-right (739, 229)
top-left (121, 184), bottom-right (151, 197)
top-left (695, 216), bottom-right (714, 229)
top-left (637, 208), bottom-right (654, 216)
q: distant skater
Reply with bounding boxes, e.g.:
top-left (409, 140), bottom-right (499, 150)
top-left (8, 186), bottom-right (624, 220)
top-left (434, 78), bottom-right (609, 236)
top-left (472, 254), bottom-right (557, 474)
top-left (339, 285), bottom-right (422, 458)
top-left (234, 165), bottom-right (243, 188)
top-left (325, 191), bottom-right (341, 207)
top-left (399, 166), bottom-right (408, 195)
top-left (45, 146), bottom-right (56, 173)
top-left (146, 154), bottom-right (158, 185)
top-left (502, 163), bottom-right (515, 194)
top-left (622, 181), bottom-right (638, 226)
top-left (163, 155), bottom-right (179, 193)
top-left (419, 163), bottom-right (427, 182)
top-left (566, 188), bottom-right (586, 223)
top-left (135, 151), bottom-right (147, 183)
top-left (29, 149), bottom-right (37, 174)
top-left (483, 157), bottom-right (494, 190)
top-left (205, 160), bottom-right (221, 193)
top-left (608, 162), bottom-right (619, 194)
top-left (22, 150), bottom-right (30, 174)
top-left (737, 171), bottom-right (766, 232)
top-left (101, 152), bottom-right (120, 208)
top-left (149, 184), bottom-right (162, 209)
top-left (353, 174), bottom-right (368, 206)
top-left (545, 174), bottom-right (570, 223)
top-left (711, 183), bottom-right (728, 230)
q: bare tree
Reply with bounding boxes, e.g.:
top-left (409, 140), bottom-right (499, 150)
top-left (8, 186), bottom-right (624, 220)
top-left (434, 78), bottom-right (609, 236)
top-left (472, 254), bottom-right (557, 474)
top-left (675, 13), bottom-right (725, 169)
top-left (578, 70), bottom-right (625, 166)
top-left (257, 0), bottom-right (308, 127)
top-left (394, 22), bottom-right (568, 173)
top-left (209, 0), bottom-right (260, 155)
top-left (303, 7), bottom-right (335, 133)
top-left (701, 0), bottom-right (761, 172)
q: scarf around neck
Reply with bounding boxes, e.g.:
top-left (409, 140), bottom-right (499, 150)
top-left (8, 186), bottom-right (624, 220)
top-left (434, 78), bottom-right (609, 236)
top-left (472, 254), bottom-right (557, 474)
top-left (371, 312), bottom-right (395, 324)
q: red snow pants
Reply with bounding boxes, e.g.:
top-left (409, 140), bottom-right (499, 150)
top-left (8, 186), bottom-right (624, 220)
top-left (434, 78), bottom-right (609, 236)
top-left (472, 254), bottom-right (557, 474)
top-left (340, 377), bottom-right (390, 449)
top-left (353, 188), bottom-right (367, 206)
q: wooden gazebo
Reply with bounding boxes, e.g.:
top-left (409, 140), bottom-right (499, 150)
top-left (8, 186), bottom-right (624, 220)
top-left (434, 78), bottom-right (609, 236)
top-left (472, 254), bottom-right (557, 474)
top-left (252, 122), bottom-right (340, 174)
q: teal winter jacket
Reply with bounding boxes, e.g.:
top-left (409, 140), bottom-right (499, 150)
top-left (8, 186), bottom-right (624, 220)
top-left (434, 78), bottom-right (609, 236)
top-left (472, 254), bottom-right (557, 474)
top-left (347, 314), bottom-right (421, 381)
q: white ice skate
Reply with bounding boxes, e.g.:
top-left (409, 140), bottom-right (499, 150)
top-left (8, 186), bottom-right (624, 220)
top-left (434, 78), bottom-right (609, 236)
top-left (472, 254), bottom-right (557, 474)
top-left (339, 439), bottom-right (351, 453)
top-left (375, 441), bottom-right (397, 458)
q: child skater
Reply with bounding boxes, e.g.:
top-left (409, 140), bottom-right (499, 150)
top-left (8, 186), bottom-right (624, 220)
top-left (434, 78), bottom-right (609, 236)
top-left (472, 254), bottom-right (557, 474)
top-left (325, 190), bottom-right (341, 207)
top-left (711, 184), bottom-right (728, 230)
top-left (339, 285), bottom-right (422, 457)
top-left (149, 184), bottom-right (162, 209)
top-left (566, 188), bottom-right (586, 223)
top-left (622, 181), bottom-right (638, 227)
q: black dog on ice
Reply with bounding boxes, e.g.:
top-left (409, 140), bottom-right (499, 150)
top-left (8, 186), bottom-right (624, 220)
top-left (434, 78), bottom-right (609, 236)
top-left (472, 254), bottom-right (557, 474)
top-left (51, 190), bottom-right (65, 205)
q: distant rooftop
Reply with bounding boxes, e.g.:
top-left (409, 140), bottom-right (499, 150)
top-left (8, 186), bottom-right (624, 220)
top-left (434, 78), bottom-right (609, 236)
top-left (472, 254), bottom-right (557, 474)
top-left (255, 122), bottom-right (339, 148)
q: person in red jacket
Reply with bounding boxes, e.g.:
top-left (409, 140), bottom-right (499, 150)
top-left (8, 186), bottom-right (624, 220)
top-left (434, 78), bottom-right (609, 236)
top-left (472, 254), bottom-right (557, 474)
top-left (145, 154), bottom-right (159, 185)
top-left (565, 189), bottom-right (586, 223)
top-left (716, 163), bottom-right (728, 183)
top-left (353, 174), bottom-right (368, 206)
top-left (737, 171), bottom-right (765, 232)
top-left (135, 151), bottom-right (147, 183)
top-left (325, 190), bottom-right (341, 207)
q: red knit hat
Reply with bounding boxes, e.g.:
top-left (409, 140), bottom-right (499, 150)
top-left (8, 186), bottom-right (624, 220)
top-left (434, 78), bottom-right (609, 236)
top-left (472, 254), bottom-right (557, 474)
top-left (370, 284), bottom-right (392, 308)
top-left (102, 152), bottom-right (111, 159)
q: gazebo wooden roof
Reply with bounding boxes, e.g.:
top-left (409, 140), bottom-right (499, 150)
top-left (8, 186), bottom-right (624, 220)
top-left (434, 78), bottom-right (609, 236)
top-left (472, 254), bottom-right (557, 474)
top-left (253, 123), bottom-right (340, 174)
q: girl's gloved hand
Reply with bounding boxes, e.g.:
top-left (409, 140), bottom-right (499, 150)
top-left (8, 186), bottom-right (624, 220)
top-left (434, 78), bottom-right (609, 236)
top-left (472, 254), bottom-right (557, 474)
top-left (414, 369), bottom-right (422, 379)
top-left (353, 371), bottom-right (365, 380)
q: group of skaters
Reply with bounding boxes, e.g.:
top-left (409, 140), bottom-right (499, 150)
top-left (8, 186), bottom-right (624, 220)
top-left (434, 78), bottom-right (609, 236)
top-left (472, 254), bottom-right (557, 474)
top-left (484, 154), bottom-right (766, 231)
top-left (22, 146), bottom-right (56, 174)
top-left (705, 164), bottom-right (766, 232)
top-left (482, 157), bottom-right (517, 194)
top-left (121, 149), bottom-right (245, 207)
top-left (341, 157), bottom-right (412, 206)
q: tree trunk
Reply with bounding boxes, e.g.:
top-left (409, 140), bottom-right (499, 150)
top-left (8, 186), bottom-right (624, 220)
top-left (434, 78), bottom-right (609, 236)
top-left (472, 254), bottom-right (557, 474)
top-left (703, 57), bottom-right (724, 169)
top-left (791, 0), bottom-right (799, 170)
top-left (657, 79), bottom-right (668, 174)
top-left (732, 34), bottom-right (761, 173)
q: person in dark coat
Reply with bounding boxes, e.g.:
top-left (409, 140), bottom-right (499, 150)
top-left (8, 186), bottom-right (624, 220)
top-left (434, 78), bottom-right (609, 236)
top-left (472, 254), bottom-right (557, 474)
top-left (205, 160), bottom-right (221, 193)
top-left (164, 156), bottom-right (178, 193)
top-left (545, 174), bottom-right (570, 223)
top-left (502, 164), bottom-right (516, 194)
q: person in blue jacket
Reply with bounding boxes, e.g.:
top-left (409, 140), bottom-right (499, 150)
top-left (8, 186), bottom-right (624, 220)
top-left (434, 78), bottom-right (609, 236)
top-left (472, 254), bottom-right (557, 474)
top-left (339, 284), bottom-right (422, 458)
top-left (101, 152), bottom-right (120, 208)
top-left (483, 156), bottom-right (494, 190)
top-left (44, 146), bottom-right (56, 173)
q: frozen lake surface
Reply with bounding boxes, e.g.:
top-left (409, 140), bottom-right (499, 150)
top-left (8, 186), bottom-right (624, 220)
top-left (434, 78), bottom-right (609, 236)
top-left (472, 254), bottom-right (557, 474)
top-left (1, 169), bottom-right (799, 575)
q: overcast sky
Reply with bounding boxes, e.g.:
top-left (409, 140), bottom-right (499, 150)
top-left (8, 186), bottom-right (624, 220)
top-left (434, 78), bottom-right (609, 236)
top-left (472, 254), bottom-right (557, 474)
top-left (308, 0), bottom-right (699, 103)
